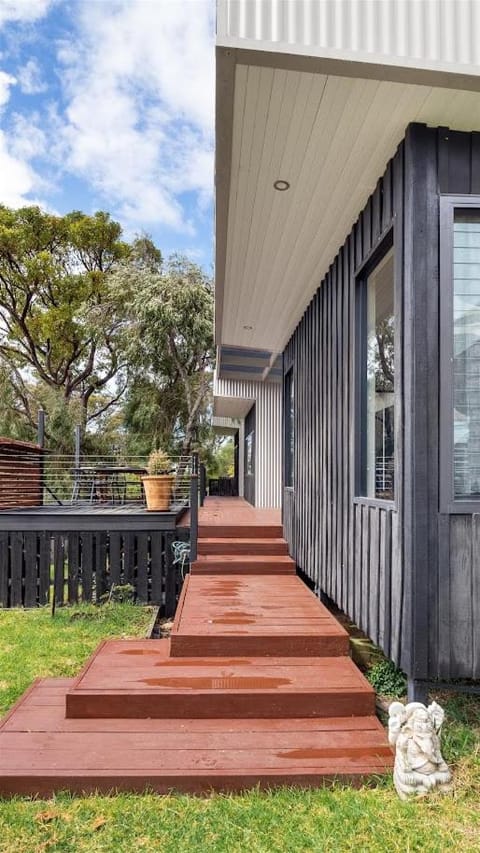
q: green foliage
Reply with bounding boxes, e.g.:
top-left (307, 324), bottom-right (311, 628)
top-left (366, 659), bottom-right (407, 697)
top-left (0, 206), bottom-right (131, 443)
top-left (115, 253), bottom-right (214, 455)
top-left (207, 438), bottom-right (235, 479)
top-left (146, 449), bottom-right (172, 475)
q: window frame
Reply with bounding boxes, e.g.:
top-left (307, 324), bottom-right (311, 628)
top-left (440, 194), bottom-right (480, 513)
top-left (284, 366), bottom-right (294, 488)
top-left (355, 230), bottom-right (396, 506)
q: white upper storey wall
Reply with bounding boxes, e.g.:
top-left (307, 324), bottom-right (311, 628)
top-left (217, 0), bottom-right (480, 75)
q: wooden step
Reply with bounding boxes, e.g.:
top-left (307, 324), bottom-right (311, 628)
top-left (65, 641), bottom-right (373, 719)
top-left (191, 555), bottom-right (296, 575)
top-left (0, 679), bottom-right (393, 797)
top-left (198, 524), bottom-right (284, 539)
top-left (171, 575), bottom-right (350, 657)
top-left (198, 538), bottom-right (289, 556)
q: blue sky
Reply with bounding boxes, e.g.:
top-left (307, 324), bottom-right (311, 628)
top-left (0, 0), bottom-right (214, 269)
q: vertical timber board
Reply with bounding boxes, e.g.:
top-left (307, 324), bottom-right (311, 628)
top-left (10, 532), bottom-right (23, 607)
top-left (136, 532), bottom-right (149, 602)
top-left (109, 532), bottom-right (122, 586)
top-left (391, 510), bottom-right (403, 668)
top-left (449, 516), bottom-right (474, 676)
top-left (406, 125), bottom-right (440, 679)
top-left (96, 531), bottom-right (109, 599)
top-left (123, 532), bottom-right (135, 586)
top-left (67, 533), bottom-right (80, 604)
top-left (23, 532), bottom-right (38, 608)
top-left (38, 532), bottom-right (50, 607)
top-left (369, 507), bottom-right (380, 647)
top-left (347, 231), bottom-right (356, 620)
top-left (150, 531), bottom-right (164, 604)
top-left (165, 532), bottom-right (177, 617)
top-left (361, 504), bottom-right (370, 635)
top-left (472, 515), bottom-right (480, 677)
top-left (436, 514), bottom-right (451, 678)
top-left (81, 532), bottom-right (94, 602)
top-left (53, 534), bottom-right (65, 605)
top-left (0, 532), bottom-right (9, 606)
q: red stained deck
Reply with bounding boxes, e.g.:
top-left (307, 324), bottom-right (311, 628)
top-left (0, 497), bottom-right (393, 796)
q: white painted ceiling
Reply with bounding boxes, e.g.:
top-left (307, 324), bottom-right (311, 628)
top-left (218, 63), bottom-right (480, 356)
top-left (213, 395), bottom-right (254, 419)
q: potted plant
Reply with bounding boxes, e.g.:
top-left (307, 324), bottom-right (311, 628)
top-left (142, 450), bottom-right (175, 511)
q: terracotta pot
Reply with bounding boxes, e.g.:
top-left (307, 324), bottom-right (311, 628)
top-left (142, 474), bottom-right (175, 511)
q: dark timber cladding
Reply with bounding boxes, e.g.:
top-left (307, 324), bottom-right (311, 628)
top-left (283, 123), bottom-right (480, 682)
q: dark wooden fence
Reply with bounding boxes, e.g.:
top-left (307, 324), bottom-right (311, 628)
top-left (0, 528), bottom-right (188, 614)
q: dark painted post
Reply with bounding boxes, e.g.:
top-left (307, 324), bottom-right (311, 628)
top-left (37, 410), bottom-right (45, 448)
top-left (37, 410), bottom-right (45, 506)
top-left (199, 462), bottom-right (206, 507)
top-left (190, 452), bottom-right (199, 562)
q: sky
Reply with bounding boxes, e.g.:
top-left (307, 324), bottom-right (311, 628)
top-left (0, 0), bottom-right (215, 269)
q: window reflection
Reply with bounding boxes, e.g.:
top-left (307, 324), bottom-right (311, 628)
top-left (366, 248), bottom-right (395, 500)
top-left (285, 369), bottom-right (294, 486)
top-left (453, 211), bottom-right (480, 498)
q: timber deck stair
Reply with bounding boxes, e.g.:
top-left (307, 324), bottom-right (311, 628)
top-left (191, 554), bottom-right (296, 575)
top-left (0, 497), bottom-right (393, 796)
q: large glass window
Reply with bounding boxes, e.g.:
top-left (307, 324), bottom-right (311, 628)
top-left (285, 368), bottom-right (294, 486)
top-left (453, 210), bottom-right (480, 498)
top-left (361, 247), bottom-right (395, 500)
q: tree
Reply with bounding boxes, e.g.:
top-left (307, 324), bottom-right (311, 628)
top-left (116, 254), bottom-right (214, 456)
top-left (0, 206), bottom-right (131, 439)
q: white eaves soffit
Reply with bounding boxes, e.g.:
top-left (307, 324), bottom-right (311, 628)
top-left (216, 40), bottom-right (480, 355)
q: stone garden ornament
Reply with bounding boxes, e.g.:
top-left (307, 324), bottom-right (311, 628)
top-left (388, 700), bottom-right (452, 800)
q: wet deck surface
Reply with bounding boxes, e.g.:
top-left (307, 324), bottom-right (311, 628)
top-left (0, 497), bottom-right (393, 795)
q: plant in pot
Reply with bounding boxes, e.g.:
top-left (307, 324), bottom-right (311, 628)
top-left (142, 450), bottom-right (175, 511)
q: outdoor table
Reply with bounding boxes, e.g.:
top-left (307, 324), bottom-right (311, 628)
top-left (92, 466), bottom-right (147, 504)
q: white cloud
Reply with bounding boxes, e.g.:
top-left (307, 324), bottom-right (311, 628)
top-left (0, 0), bottom-right (53, 27)
top-left (57, 0), bottom-right (214, 233)
top-left (0, 129), bottom-right (43, 206)
top-left (17, 57), bottom-right (46, 93)
top-left (0, 70), bottom-right (16, 107)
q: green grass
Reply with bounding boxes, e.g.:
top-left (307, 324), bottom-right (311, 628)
top-left (0, 603), bottom-right (153, 715)
top-left (0, 606), bottom-right (479, 853)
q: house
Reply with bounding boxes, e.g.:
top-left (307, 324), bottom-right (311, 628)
top-left (213, 0), bottom-right (480, 698)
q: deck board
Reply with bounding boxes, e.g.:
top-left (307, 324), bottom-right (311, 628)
top-left (0, 680), bottom-right (392, 796)
top-left (0, 496), bottom-right (393, 796)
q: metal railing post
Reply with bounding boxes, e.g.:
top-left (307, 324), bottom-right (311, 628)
top-left (37, 410), bottom-right (45, 448)
top-left (190, 452), bottom-right (199, 562)
top-left (199, 462), bottom-right (206, 507)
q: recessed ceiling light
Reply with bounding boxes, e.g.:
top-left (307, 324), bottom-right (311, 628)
top-left (273, 179), bottom-right (290, 191)
top-left (243, 325), bottom-right (253, 330)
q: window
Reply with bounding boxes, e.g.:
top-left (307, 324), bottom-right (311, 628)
top-left (441, 199), bottom-right (480, 508)
top-left (357, 244), bottom-right (395, 501)
top-left (285, 368), bottom-right (294, 486)
top-left (245, 431), bottom-right (254, 476)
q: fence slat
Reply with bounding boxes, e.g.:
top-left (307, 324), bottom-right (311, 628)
top-left (165, 533), bottom-right (177, 617)
top-left (0, 532), bottom-right (9, 606)
top-left (53, 535), bottom-right (65, 605)
top-left (136, 533), bottom-right (149, 602)
top-left (109, 532), bottom-right (122, 586)
top-left (96, 532), bottom-right (108, 599)
top-left (38, 532), bottom-right (50, 606)
top-left (150, 532), bottom-right (163, 604)
top-left (10, 532), bottom-right (23, 607)
top-left (67, 533), bottom-right (80, 604)
top-left (24, 533), bottom-right (38, 607)
top-left (81, 532), bottom-right (94, 602)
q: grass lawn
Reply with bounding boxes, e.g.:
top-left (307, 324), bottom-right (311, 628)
top-left (0, 605), bottom-right (479, 853)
